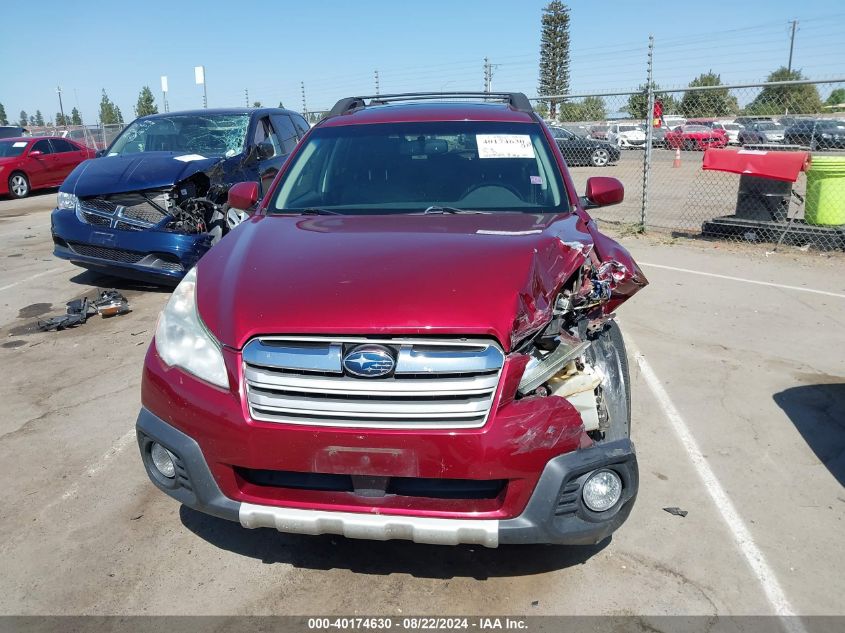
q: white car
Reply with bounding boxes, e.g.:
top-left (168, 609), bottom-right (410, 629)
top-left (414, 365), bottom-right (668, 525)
top-left (663, 115), bottom-right (686, 129)
top-left (712, 121), bottom-right (742, 145)
top-left (607, 123), bottom-right (647, 149)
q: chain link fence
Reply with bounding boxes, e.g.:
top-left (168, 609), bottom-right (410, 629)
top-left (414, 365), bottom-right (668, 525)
top-left (541, 78), bottom-right (845, 251)
top-left (25, 123), bottom-right (127, 151)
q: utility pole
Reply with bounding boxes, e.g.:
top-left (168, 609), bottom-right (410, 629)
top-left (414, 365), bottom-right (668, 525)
top-left (641, 35), bottom-right (655, 231)
top-left (161, 76), bottom-right (169, 113)
top-left (245, 88), bottom-right (250, 108)
top-left (374, 70), bottom-right (380, 96)
top-left (787, 19), bottom-right (798, 72)
top-left (195, 66), bottom-right (207, 108)
top-left (56, 86), bottom-right (65, 125)
top-left (483, 58), bottom-right (490, 93)
top-left (301, 82), bottom-right (307, 117)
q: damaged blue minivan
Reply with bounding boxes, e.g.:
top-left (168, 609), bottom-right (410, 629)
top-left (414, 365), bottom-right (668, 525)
top-left (51, 107), bottom-right (310, 284)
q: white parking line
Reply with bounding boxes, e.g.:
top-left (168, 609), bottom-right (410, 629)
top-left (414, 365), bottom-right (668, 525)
top-left (0, 267), bottom-right (67, 294)
top-left (60, 429), bottom-right (136, 501)
top-left (628, 337), bottom-right (806, 633)
top-left (640, 262), bottom-right (845, 299)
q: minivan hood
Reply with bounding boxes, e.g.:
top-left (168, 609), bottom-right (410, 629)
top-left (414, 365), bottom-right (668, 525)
top-left (61, 151), bottom-right (223, 197)
top-left (197, 213), bottom-right (595, 351)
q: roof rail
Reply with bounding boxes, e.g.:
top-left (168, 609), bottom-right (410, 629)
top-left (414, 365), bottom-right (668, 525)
top-left (327, 92), bottom-right (534, 117)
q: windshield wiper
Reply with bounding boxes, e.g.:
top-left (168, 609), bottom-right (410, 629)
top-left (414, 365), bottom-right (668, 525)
top-left (422, 206), bottom-right (489, 215)
top-left (295, 207), bottom-right (343, 215)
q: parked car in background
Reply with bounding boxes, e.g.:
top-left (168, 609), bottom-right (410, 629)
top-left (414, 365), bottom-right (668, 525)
top-left (0, 137), bottom-right (94, 198)
top-left (589, 124), bottom-right (609, 140)
top-left (662, 115), bottom-right (686, 130)
top-left (664, 125), bottom-right (728, 150)
top-left (0, 126), bottom-right (28, 139)
top-left (607, 123), bottom-right (647, 148)
top-left (136, 91), bottom-right (647, 548)
top-left (738, 121), bottom-right (785, 145)
top-left (734, 116), bottom-right (775, 127)
top-left (51, 107), bottom-right (310, 284)
top-left (784, 119), bottom-right (845, 149)
top-left (549, 125), bottom-right (621, 166)
top-left (687, 119), bottom-right (742, 145)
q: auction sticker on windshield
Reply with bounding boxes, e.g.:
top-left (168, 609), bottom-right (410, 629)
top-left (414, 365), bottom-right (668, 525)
top-left (476, 134), bottom-right (535, 159)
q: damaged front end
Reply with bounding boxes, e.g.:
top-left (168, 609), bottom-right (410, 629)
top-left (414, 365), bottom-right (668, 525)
top-left (510, 241), bottom-right (646, 444)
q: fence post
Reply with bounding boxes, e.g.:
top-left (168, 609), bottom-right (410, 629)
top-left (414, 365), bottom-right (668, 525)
top-left (641, 34), bottom-right (654, 231)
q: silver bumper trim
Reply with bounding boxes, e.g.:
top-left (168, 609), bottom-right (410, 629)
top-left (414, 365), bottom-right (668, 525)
top-left (239, 503), bottom-right (500, 547)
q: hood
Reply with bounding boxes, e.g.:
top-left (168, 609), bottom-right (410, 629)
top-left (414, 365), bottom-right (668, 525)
top-left (61, 151), bottom-right (223, 196)
top-left (197, 213), bottom-right (595, 351)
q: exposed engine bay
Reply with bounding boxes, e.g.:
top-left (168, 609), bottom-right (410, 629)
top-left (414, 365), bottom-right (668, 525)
top-left (75, 174), bottom-right (230, 240)
top-left (515, 253), bottom-right (633, 441)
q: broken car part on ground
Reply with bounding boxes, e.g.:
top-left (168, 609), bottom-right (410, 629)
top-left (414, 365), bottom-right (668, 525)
top-left (37, 289), bottom-right (129, 331)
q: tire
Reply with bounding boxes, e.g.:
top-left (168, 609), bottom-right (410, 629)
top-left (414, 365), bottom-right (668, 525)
top-left (590, 148), bottom-right (610, 167)
top-left (683, 139), bottom-right (696, 152)
top-left (586, 321), bottom-right (631, 442)
top-left (8, 172), bottom-right (29, 199)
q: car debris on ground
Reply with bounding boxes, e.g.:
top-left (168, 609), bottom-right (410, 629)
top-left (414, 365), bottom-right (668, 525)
top-left (36, 290), bottom-right (130, 331)
top-left (663, 506), bottom-right (689, 518)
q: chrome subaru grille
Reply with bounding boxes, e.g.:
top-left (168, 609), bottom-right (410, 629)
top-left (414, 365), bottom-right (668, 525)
top-left (242, 337), bottom-right (505, 429)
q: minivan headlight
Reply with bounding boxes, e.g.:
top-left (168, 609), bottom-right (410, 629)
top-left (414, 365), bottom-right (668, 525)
top-left (155, 267), bottom-right (228, 388)
top-left (57, 192), bottom-right (78, 210)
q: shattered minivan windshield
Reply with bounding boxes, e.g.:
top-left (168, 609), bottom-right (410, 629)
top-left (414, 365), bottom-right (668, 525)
top-left (108, 113), bottom-right (250, 158)
top-left (271, 121), bottom-right (569, 215)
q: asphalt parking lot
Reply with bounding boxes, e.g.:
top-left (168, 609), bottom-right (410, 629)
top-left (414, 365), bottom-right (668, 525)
top-left (0, 190), bottom-right (843, 620)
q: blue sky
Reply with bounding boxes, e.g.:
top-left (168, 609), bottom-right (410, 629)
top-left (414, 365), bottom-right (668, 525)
top-left (1, 0), bottom-right (844, 124)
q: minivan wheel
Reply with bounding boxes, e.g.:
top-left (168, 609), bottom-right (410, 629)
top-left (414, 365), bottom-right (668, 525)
top-left (591, 148), bottom-right (610, 167)
top-left (586, 321), bottom-right (631, 442)
top-left (8, 172), bottom-right (29, 199)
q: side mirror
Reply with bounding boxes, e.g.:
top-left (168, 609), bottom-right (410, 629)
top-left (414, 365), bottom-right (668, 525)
top-left (29, 150), bottom-right (43, 158)
top-left (228, 181), bottom-right (260, 211)
top-left (584, 176), bottom-right (624, 208)
top-left (248, 141), bottom-right (275, 162)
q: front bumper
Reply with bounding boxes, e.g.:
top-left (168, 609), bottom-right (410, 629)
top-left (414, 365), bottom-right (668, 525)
top-left (51, 208), bottom-right (212, 285)
top-left (137, 407), bottom-right (639, 547)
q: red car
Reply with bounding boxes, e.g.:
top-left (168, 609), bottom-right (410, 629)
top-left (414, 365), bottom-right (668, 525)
top-left (664, 124), bottom-right (728, 150)
top-left (0, 136), bottom-right (94, 198)
top-left (137, 92), bottom-right (648, 548)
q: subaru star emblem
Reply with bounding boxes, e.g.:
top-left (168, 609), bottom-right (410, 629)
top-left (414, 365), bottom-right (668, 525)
top-left (342, 344), bottom-right (395, 378)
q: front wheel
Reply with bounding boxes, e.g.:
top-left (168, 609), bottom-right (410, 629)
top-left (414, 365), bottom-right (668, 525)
top-left (8, 172), bottom-right (29, 199)
top-left (590, 148), bottom-right (611, 167)
top-left (586, 321), bottom-right (631, 442)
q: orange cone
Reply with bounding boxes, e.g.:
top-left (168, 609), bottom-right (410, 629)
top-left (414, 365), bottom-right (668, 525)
top-left (672, 147), bottom-right (681, 168)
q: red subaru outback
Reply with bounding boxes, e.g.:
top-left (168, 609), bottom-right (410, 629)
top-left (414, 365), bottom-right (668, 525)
top-left (137, 92), bottom-right (648, 548)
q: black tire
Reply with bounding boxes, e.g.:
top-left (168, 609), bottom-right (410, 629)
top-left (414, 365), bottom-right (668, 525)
top-left (590, 148), bottom-right (611, 167)
top-left (8, 172), bottom-right (29, 199)
top-left (586, 321), bottom-right (631, 442)
top-left (683, 138), bottom-right (697, 152)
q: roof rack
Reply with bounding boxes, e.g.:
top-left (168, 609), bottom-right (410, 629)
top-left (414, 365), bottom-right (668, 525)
top-left (327, 92), bottom-right (534, 117)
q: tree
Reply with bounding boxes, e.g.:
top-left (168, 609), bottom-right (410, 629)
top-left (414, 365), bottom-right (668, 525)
top-left (0, 103), bottom-right (7, 125)
top-left (29, 115), bottom-right (36, 126)
top-left (71, 107), bottom-right (82, 125)
top-left (34, 110), bottom-right (45, 126)
top-left (537, 1), bottom-right (571, 118)
top-left (557, 96), bottom-right (607, 122)
top-left (135, 86), bottom-right (158, 117)
top-left (99, 90), bottom-right (121, 124)
top-left (680, 71), bottom-right (738, 118)
top-left (56, 112), bottom-right (66, 126)
top-left (627, 83), bottom-right (677, 119)
top-left (116, 106), bottom-right (124, 124)
top-left (252, 101), bottom-right (262, 108)
top-left (19, 111), bottom-right (27, 126)
top-left (744, 67), bottom-right (823, 115)
top-left (825, 88), bottom-right (845, 112)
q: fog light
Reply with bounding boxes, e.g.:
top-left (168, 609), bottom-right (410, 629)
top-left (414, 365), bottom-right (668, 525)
top-left (582, 469), bottom-right (622, 512)
top-left (150, 442), bottom-right (176, 479)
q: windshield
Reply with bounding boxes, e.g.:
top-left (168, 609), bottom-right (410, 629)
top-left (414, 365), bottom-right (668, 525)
top-left (271, 121), bottom-right (569, 215)
top-left (618, 125), bottom-right (639, 132)
top-left (757, 122), bottom-right (784, 131)
top-left (682, 125), bottom-right (710, 132)
top-left (108, 113), bottom-right (250, 157)
top-left (0, 141), bottom-right (27, 157)
top-left (722, 123), bottom-right (740, 130)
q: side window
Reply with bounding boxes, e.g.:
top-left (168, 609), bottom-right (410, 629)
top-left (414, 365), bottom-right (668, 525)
top-left (51, 139), bottom-right (77, 153)
top-left (32, 140), bottom-right (53, 154)
top-left (290, 113), bottom-right (310, 137)
top-left (271, 115), bottom-right (299, 154)
top-left (252, 117), bottom-right (282, 157)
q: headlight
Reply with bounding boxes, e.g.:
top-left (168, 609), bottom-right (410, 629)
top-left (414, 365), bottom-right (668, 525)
top-left (155, 267), bottom-right (228, 388)
top-left (57, 192), bottom-right (78, 210)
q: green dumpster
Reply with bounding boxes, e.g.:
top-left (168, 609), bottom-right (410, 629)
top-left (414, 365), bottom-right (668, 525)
top-left (804, 156), bottom-right (845, 226)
